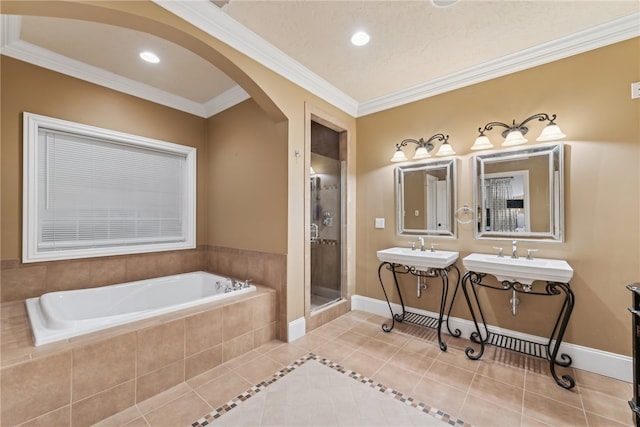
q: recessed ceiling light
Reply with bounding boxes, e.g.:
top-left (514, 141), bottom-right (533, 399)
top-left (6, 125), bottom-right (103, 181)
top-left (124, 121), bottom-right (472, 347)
top-left (139, 51), bottom-right (160, 64)
top-left (350, 31), bottom-right (370, 47)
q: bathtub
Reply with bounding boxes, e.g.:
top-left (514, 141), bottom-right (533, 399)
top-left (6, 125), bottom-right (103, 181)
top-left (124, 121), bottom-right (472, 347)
top-left (25, 271), bottom-right (256, 346)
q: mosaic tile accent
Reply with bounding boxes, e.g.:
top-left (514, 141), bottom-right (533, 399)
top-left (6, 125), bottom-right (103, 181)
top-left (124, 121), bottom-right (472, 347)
top-left (190, 353), bottom-right (472, 427)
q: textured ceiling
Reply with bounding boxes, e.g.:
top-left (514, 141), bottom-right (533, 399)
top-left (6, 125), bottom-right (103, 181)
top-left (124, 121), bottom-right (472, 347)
top-left (221, 0), bottom-right (639, 102)
top-left (2, 1), bottom-right (638, 117)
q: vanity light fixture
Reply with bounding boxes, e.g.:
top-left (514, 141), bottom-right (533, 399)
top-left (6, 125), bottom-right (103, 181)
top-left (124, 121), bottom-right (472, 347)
top-left (471, 113), bottom-right (566, 150)
top-left (390, 133), bottom-right (452, 162)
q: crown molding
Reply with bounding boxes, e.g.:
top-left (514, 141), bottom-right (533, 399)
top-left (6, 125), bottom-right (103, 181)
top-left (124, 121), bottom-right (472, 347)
top-left (204, 85), bottom-right (250, 117)
top-left (3, 9), bottom-right (638, 120)
top-left (1, 15), bottom-right (212, 118)
top-left (153, 0), bottom-right (360, 116)
top-left (357, 12), bottom-right (640, 117)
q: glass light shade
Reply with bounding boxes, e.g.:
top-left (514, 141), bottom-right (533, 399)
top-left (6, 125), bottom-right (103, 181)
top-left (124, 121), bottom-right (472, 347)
top-left (470, 135), bottom-right (494, 151)
top-left (502, 130), bottom-right (528, 147)
top-left (536, 124), bottom-right (567, 142)
top-left (435, 142), bottom-right (456, 156)
top-left (391, 149), bottom-right (408, 162)
top-left (413, 146), bottom-right (431, 160)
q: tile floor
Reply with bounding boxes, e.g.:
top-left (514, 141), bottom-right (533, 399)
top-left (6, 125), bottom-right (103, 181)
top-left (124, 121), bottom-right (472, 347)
top-left (95, 310), bottom-right (634, 427)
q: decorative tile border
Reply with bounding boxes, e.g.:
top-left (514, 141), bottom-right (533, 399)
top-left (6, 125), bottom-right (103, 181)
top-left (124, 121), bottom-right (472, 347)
top-left (191, 353), bottom-right (471, 427)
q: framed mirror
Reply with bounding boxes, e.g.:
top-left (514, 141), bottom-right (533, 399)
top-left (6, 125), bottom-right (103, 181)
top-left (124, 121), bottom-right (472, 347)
top-left (396, 159), bottom-right (457, 238)
top-left (473, 143), bottom-right (564, 241)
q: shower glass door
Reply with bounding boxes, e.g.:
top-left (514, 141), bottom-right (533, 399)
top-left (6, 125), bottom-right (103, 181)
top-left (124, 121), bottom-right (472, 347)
top-left (310, 121), bottom-right (343, 311)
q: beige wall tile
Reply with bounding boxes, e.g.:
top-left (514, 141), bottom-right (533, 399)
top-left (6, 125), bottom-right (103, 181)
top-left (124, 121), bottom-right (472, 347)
top-left (185, 345), bottom-right (222, 380)
top-left (222, 332), bottom-right (253, 362)
top-left (154, 251), bottom-right (185, 277)
top-left (18, 405), bottom-right (70, 427)
top-left (72, 333), bottom-right (136, 401)
top-left (137, 383), bottom-right (191, 415)
top-left (229, 255), bottom-right (249, 280)
top-left (185, 364), bottom-right (231, 389)
top-left (253, 322), bottom-right (278, 348)
top-left (1, 351), bottom-right (71, 426)
top-left (184, 308), bottom-right (223, 356)
top-left (1, 264), bottom-right (47, 302)
top-left (136, 360), bottom-right (185, 403)
top-left (71, 380), bottom-right (135, 427)
top-left (251, 292), bottom-right (277, 330)
top-left (89, 257), bottom-right (127, 288)
top-left (125, 254), bottom-right (158, 282)
top-left (46, 261), bottom-right (91, 292)
top-left (262, 253), bottom-right (286, 290)
top-left (222, 300), bottom-right (254, 341)
top-left (1, 248), bottom-right (210, 304)
top-left (137, 320), bottom-right (184, 375)
top-left (182, 248), bottom-right (205, 272)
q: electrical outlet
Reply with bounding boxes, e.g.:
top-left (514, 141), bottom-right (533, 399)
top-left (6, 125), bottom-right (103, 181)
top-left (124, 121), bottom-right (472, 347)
top-left (632, 82), bottom-right (640, 100)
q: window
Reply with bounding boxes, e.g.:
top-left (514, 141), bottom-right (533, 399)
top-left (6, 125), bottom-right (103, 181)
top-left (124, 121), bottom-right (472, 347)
top-left (23, 112), bottom-right (196, 263)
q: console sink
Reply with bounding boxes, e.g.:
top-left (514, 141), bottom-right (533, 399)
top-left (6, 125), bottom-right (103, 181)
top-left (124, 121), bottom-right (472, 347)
top-left (462, 253), bottom-right (573, 285)
top-left (377, 247), bottom-right (459, 270)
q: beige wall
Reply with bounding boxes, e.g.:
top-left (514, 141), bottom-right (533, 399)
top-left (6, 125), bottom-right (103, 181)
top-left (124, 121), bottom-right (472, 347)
top-left (0, 57), bottom-right (208, 259)
top-left (3, 1), bottom-right (635, 355)
top-left (356, 37), bottom-right (640, 356)
top-left (206, 100), bottom-right (288, 254)
top-left (0, 0), bottom-right (358, 328)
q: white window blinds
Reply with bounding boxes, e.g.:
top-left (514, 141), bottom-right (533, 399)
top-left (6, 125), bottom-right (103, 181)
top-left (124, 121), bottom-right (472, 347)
top-left (23, 113), bottom-right (196, 262)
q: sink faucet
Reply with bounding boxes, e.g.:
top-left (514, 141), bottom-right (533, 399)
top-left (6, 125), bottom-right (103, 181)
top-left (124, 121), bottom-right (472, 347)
top-left (511, 240), bottom-right (518, 259)
top-left (418, 237), bottom-right (425, 251)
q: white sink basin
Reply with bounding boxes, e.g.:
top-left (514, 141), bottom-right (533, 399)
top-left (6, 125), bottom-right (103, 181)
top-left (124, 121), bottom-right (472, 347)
top-left (462, 253), bottom-right (573, 285)
top-left (377, 247), bottom-right (459, 270)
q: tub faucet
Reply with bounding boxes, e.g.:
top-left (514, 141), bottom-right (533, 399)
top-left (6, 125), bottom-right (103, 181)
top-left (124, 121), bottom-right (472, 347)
top-left (418, 237), bottom-right (425, 251)
top-left (511, 240), bottom-right (518, 259)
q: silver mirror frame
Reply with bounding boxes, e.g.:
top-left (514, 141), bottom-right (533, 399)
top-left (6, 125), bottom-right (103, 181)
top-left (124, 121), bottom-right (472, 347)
top-left (395, 158), bottom-right (457, 238)
top-left (473, 143), bottom-right (564, 242)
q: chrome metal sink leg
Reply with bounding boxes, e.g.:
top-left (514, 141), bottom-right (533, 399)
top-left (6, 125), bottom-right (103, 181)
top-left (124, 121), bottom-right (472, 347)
top-left (510, 289), bottom-right (520, 316)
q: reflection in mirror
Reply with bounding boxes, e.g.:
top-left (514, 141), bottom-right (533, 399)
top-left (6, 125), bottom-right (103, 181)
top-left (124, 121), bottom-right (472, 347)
top-left (473, 143), bottom-right (564, 241)
top-left (396, 159), bottom-right (457, 237)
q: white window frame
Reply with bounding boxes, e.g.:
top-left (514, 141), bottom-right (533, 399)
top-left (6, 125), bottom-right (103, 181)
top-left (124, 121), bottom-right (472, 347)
top-left (22, 112), bottom-right (196, 263)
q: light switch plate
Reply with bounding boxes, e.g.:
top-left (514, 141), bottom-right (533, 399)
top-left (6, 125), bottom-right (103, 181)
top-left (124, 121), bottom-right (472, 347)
top-left (374, 218), bottom-right (385, 229)
top-left (632, 82), bottom-right (640, 100)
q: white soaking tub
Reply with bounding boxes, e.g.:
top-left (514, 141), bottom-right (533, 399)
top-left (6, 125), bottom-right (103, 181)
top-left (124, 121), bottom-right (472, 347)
top-left (25, 271), bottom-right (255, 346)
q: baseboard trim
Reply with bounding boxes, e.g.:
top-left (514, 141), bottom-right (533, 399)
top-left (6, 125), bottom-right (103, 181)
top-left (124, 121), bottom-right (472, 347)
top-left (287, 316), bottom-right (306, 343)
top-left (351, 295), bottom-right (632, 383)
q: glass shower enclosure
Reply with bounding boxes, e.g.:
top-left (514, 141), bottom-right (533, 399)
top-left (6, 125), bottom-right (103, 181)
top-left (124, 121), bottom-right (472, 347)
top-left (309, 121), bottom-right (343, 310)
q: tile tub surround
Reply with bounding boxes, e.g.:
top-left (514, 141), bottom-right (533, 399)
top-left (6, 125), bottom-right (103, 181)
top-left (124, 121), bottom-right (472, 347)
top-left (0, 285), bottom-right (278, 426)
top-left (0, 248), bottom-right (207, 303)
top-left (205, 246), bottom-right (287, 340)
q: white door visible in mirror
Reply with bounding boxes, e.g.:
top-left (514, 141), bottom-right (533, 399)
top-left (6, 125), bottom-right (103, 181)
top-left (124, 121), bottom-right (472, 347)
top-left (396, 159), bottom-right (457, 238)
